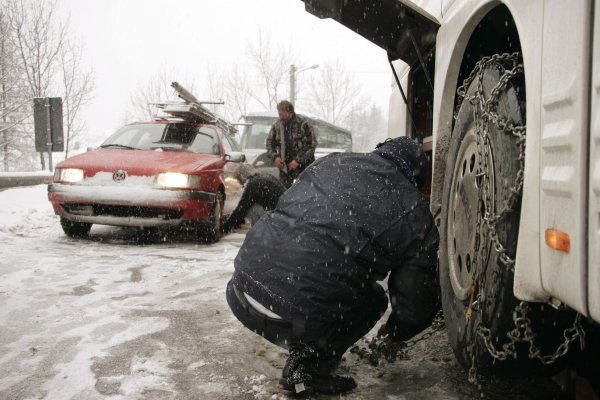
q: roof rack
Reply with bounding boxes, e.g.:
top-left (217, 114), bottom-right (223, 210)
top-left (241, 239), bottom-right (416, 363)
top-left (151, 82), bottom-right (237, 136)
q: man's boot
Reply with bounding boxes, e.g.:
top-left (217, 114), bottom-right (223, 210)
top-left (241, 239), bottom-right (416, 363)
top-left (280, 345), bottom-right (356, 395)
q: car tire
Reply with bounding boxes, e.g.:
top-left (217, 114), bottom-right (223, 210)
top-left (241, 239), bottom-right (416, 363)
top-left (204, 191), bottom-right (224, 243)
top-left (439, 54), bottom-right (575, 376)
top-left (60, 217), bottom-right (92, 238)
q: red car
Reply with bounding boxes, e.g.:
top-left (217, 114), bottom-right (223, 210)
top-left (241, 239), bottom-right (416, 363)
top-left (48, 120), bottom-right (246, 242)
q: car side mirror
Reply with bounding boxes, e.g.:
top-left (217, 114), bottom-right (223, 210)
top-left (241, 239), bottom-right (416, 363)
top-left (225, 151), bottom-right (246, 162)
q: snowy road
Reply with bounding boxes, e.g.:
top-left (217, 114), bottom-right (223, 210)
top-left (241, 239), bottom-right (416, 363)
top-left (0, 185), bottom-right (569, 400)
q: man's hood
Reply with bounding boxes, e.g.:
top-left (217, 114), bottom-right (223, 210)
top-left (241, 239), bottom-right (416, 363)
top-left (372, 137), bottom-right (428, 187)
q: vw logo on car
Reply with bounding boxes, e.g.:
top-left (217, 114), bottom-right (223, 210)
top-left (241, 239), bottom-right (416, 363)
top-left (112, 169), bottom-right (128, 183)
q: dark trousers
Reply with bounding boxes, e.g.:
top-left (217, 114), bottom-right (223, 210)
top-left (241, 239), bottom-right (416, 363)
top-left (279, 170), bottom-right (298, 189)
top-left (222, 174), bottom-right (285, 233)
top-left (226, 280), bottom-right (387, 358)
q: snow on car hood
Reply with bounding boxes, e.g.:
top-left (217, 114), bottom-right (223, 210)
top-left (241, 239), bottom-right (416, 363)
top-left (57, 148), bottom-right (222, 176)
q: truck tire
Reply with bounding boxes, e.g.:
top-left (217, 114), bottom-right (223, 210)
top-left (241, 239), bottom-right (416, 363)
top-left (439, 55), bottom-right (574, 375)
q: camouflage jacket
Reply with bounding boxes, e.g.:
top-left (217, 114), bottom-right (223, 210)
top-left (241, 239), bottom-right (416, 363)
top-left (265, 114), bottom-right (317, 170)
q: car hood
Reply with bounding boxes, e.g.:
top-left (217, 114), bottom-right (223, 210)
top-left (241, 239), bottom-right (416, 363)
top-left (57, 148), bottom-right (222, 176)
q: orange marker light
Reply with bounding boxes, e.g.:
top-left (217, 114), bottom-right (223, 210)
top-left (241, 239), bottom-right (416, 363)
top-left (545, 229), bottom-right (571, 253)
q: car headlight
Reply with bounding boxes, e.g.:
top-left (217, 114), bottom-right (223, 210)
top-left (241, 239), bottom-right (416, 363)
top-left (55, 168), bottom-right (85, 183)
top-left (157, 172), bottom-right (200, 189)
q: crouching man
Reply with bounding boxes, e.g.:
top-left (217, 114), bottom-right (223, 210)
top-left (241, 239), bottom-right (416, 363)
top-left (226, 137), bottom-right (440, 395)
top-left (221, 163), bottom-right (286, 234)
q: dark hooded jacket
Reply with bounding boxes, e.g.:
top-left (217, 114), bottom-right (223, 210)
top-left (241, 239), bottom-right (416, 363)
top-left (231, 137), bottom-right (439, 338)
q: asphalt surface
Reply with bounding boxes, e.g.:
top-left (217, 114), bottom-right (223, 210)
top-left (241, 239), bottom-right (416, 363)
top-left (0, 216), bottom-right (597, 400)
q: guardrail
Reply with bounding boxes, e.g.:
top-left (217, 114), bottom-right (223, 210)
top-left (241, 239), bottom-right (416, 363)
top-left (0, 173), bottom-right (53, 189)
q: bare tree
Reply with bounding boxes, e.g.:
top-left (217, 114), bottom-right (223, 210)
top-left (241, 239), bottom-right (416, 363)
top-left (203, 63), bottom-right (249, 123)
top-left (301, 60), bottom-right (388, 150)
top-left (129, 64), bottom-right (200, 122)
top-left (59, 37), bottom-right (93, 158)
top-left (245, 29), bottom-right (295, 111)
top-left (204, 64), bottom-right (225, 114)
top-left (198, 64), bottom-right (250, 142)
top-left (1, 0), bottom-right (97, 170)
top-left (203, 28), bottom-right (296, 125)
top-left (0, 6), bottom-right (29, 171)
top-left (304, 60), bottom-right (363, 126)
top-left (8, 0), bottom-right (66, 97)
top-left (129, 65), bottom-right (179, 121)
top-left (130, 29), bottom-right (384, 154)
top-left (206, 29), bottom-right (296, 120)
top-left (347, 102), bottom-right (387, 152)
top-left (223, 64), bottom-right (253, 121)
top-left (213, 32), bottom-right (386, 151)
top-left (7, 0), bottom-right (67, 170)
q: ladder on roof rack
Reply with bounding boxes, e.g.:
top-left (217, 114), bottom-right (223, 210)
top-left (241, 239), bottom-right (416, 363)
top-left (152, 82), bottom-right (237, 136)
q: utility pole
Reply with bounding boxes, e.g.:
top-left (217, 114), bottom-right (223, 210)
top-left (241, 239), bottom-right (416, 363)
top-left (289, 64), bottom-right (297, 106)
top-left (289, 64), bottom-right (319, 106)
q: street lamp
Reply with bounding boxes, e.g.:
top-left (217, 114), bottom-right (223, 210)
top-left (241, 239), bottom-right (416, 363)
top-left (289, 64), bottom-right (319, 106)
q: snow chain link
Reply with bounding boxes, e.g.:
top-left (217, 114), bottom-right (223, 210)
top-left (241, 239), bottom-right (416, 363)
top-left (454, 53), bottom-right (585, 383)
top-left (402, 310), bottom-right (446, 349)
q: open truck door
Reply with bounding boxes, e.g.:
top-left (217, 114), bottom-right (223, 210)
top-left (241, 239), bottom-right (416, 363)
top-left (302, 0), bottom-right (439, 66)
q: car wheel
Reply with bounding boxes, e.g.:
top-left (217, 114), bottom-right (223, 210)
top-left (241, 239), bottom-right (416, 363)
top-left (439, 53), bottom-right (576, 377)
top-left (60, 217), bottom-right (92, 238)
top-left (204, 191), bottom-right (223, 243)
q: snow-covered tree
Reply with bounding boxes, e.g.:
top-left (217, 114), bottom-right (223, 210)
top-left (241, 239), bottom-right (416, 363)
top-left (0, 0), bottom-right (94, 171)
top-left (0, 7), bottom-right (28, 171)
top-left (59, 37), bottom-right (93, 158)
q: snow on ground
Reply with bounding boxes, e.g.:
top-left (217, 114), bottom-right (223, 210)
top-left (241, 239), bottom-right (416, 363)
top-left (1, 184), bottom-right (545, 400)
top-left (0, 185), bottom-right (55, 234)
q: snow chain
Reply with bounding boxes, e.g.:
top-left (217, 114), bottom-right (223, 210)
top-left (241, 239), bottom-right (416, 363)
top-left (402, 310), bottom-right (446, 349)
top-left (455, 53), bottom-right (585, 383)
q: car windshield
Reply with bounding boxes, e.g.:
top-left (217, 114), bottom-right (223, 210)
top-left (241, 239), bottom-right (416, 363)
top-left (100, 123), bottom-right (220, 154)
top-left (317, 126), bottom-right (353, 152)
top-left (240, 120), bottom-right (275, 150)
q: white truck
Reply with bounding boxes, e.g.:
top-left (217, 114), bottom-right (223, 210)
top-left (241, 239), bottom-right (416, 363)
top-left (302, 0), bottom-right (599, 378)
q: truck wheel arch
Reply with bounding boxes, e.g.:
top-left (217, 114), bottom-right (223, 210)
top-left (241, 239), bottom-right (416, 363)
top-left (432, 4), bottom-right (523, 220)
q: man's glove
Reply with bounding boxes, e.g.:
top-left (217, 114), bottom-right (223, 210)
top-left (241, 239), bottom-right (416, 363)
top-left (350, 326), bottom-right (407, 366)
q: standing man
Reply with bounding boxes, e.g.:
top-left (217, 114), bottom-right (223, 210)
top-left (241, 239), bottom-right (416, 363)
top-left (266, 100), bottom-right (317, 188)
top-left (226, 137), bottom-right (440, 395)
